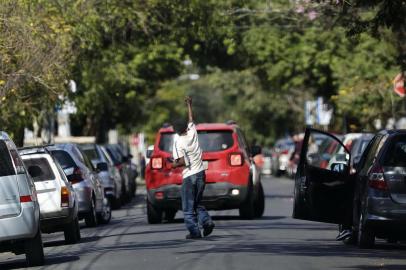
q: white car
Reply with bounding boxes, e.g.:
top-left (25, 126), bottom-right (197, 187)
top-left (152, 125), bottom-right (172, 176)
top-left (19, 147), bottom-right (80, 244)
top-left (0, 132), bottom-right (44, 266)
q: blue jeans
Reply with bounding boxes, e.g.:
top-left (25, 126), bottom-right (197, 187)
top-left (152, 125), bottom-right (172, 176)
top-left (181, 170), bottom-right (212, 236)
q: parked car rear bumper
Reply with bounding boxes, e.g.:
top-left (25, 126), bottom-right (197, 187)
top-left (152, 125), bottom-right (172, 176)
top-left (148, 182), bottom-right (248, 210)
top-left (40, 207), bottom-right (77, 233)
top-left (0, 202), bottom-right (39, 243)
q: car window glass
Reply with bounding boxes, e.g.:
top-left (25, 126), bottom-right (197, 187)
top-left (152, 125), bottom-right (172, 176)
top-left (23, 158), bottom-right (55, 182)
top-left (8, 148), bottom-right (25, 174)
top-left (0, 140), bottom-right (16, 176)
top-left (51, 150), bottom-right (76, 169)
top-left (81, 146), bottom-right (100, 161)
top-left (359, 135), bottom-right (382, 175)
top-left (81, 150), bottom-right (95, 170)
top-left (159, 131), bottom-right (235, 153)
top-left (382, 135), bottom-right (406, 167)
top-left (306, 131), bottom-right (349, 171)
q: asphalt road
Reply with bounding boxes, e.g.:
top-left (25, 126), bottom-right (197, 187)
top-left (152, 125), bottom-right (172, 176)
top-left (1, 176), bottom-right (406, 270)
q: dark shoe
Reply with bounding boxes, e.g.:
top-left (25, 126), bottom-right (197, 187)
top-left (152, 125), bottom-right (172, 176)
top-left (336, 230), bottom-right (352, 241)
top-left (186, 234), bottom-right (202, 240)
top-left (203, 222), bottom-right (215, 237)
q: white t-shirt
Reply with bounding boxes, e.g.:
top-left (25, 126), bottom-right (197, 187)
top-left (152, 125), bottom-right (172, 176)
top-left (173, 122), bottom-right (204, 179)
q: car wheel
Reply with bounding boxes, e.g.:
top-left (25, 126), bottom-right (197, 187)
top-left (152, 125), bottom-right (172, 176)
top-left (239, 183), bottom-right (255, 219)
top-left (64, 217), bottom-right (80, 244)
top-left (97, 198), bottom-right (112, 224)
top-left (357, 212), bottom-right (375, 248)
top-left (147, 198), bottom-right (162, 224)
top-left (25, 227), bottom-right (45, 267)
top-left (254, 182), bottom-right (265, 218)
top-left (85, 197), bottom-right (98, 227)
top-left (164, 210), bottom-right (177, 222)
top-left (111, 196), bottom-right (122, 209)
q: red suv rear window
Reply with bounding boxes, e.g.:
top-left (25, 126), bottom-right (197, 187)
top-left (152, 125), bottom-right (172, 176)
top-left (158, 131), bottom-right (234, 153)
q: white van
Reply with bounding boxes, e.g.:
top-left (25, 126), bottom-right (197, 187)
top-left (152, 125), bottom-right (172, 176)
top-left (19, 147), bottom-right (80, 244)
top-left (0, 132), bottom-right (44, 266)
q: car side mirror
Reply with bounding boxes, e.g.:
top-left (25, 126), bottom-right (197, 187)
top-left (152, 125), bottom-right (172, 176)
top-left (251, 145), bottom-right (262, 157)
top-left (28, 165), bottom-right (43, 178)
top-left (96, 162), bottom-right (108, 172)
top-left (331, 163), bottom-right (349, 174)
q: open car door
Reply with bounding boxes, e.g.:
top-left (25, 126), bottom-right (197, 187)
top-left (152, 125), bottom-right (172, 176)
top-left (292, 128), bottom-right (354, 224)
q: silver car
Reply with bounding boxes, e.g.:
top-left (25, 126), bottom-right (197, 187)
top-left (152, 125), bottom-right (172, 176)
top-left (0, 132), bottom-right (44, 266)
top-left (19, 147), bottom-right (80, 244)
top-left (80, 143), bottom-right (123, 208)
top-left (48, 143), bottom-right (111, 227)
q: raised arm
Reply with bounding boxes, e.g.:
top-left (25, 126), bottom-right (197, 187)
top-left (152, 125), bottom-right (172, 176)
top-left (185, 96), bottom-right (193, 123)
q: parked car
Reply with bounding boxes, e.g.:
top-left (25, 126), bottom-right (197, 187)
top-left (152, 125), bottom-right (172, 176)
top-left (0, 132), bottom-right (44, 266)
top-left (47, 143), bottom-right (111, 227)
top-left (271, 138), bottom-right (295, 177)
top-left (19, 146), bottom-right (80, 244)
top-left (80, 144), bottom-right (123, 208)
top-left (105, 144), bottom-right (136, 202)
top-left (293, 128), bottom-right (406, 248)
top-left (145, 122), bottom-right (265, 223)
top-left (261, 149), bottom-right (272, 176)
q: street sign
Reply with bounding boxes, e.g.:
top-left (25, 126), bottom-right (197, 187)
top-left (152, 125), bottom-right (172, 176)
top-left (393, 73), bottom-right (405, 97)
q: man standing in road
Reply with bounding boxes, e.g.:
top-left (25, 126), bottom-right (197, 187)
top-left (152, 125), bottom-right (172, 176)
top-left (171, 96), bottom-right (215, 239)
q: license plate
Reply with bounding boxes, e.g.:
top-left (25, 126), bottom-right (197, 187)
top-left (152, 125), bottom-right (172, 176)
top-left (203, 161), bottom-right (209, 170)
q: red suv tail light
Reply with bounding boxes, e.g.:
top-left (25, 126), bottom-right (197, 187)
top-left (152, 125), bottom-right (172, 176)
top-left (151, 157), bottom-right (163, 169)
top-left (229, 153), bottom-right (243, 166)
top-left (280, 149), bottom-right (289, 155)
top-left (61, 186), bottom-right (70, 207)
top-left (368, 164), bottom-right (388, 191)
top-left (68, 167), bottom-right (85, 184)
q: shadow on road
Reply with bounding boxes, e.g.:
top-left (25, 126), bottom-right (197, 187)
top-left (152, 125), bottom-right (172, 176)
top-left (0, 255), bottom-right (79, 270)
top-left (44, 236), bottom-right (101, 248)
top-left (340, 265), bottom-right (406, 270)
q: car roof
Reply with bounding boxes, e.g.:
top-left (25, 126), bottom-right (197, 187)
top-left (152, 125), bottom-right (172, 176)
top-left (378, 129), bottom-right (406, 136)
top-left (159, 123), bottom-right (236, 133)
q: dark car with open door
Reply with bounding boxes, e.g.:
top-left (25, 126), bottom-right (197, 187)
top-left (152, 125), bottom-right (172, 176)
top-left (293, 128), bottom-right (406, 249)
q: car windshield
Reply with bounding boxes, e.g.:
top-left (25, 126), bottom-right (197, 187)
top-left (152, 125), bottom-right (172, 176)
top-left (23, 157), bottom-right (55, 182)
top-left (159, 131), bottom-right (234, 153)
top-left (51, 150), bottom-right (76, 169)
top-left (383, 136), bottom-right (406, 167)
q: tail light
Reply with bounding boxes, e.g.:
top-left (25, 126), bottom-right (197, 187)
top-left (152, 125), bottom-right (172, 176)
top-left (368, 164), bottom-right (388, 191)
top-left (68, 167), bottom-right (85, 184)
top-left (61, 186), bottom-right (70, 207)
top-left (229, 153), bottom-right (243, 166)
top-left (20, 195), bottom-right (33, 203)
top-left (155, 191), bottom-right (164, 200)
top-left (280, 149), bottom-right (289, 155)
top-left (151, 157), bottom-right (163, 169)
top-left (115, 164), bottom-right (123, 170)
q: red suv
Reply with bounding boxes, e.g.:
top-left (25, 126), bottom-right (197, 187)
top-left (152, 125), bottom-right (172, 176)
top-left (145, 122), bottom-right (265, 223)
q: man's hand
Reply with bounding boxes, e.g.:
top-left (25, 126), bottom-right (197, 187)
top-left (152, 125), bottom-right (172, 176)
top-left (185, 96), bottom-right (193, 122)
top-left (185, 96), bottom-right (192, 106)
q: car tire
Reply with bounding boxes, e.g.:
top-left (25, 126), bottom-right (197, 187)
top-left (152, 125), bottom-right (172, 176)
top-left (239, 182), bottom-right (255, 219)
top-left (64, 217), bottom-right (80, 244)
top-left (164, 210), bottom-right (177, 222)
top-left (97, 198), bottom-right (112, 224)
top-left (147, 198), bottom-right (162, 224)
top-left (85, 197), bottom-right (98, 227)
top-left (111, 196), bottom-right (122, 209)
top-left (25, 227), bottom-right (45, 267)
top-left (254, 182), bottom-right (265, 218)
top-left (357, 213), bottom-right (375, 249)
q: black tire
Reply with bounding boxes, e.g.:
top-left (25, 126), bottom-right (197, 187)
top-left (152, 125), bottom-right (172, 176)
top-left (111, 196), bottom-right (122, 209)
top-left (64, 217), bottom-right (80, 244)
top-left (147, 198), bottom-right (162, 224)
top-left (357, 213), bottom-right (375, 248)
top-left (164, 210), bottom-right (177, 222)
top-left (25, 228), bottom-right (45, 267)
top-left (254, 182), bottom-right (265, 218)
top-left (239, 183), bottom-right (255, 219)
top-left (97, 198), bottom-right (112, 224)
top-left (85, 198), bottom-right (98, 227)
